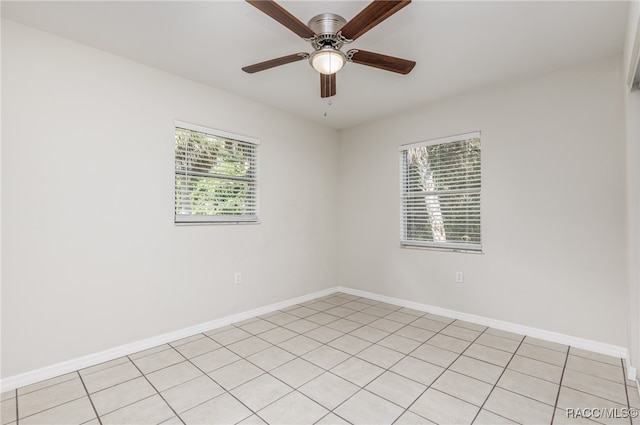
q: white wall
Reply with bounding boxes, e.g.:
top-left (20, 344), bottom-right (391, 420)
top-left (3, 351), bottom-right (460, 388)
top-left (624, 0), bottom-right (640, 377)
top-left (1, 20), bottom-right (339, 378)
top-left (338, 56), bottom-right (628, 346)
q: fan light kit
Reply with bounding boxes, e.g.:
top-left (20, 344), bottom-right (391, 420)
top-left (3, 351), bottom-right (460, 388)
top-left (242, 0), bottom-right (416, 98)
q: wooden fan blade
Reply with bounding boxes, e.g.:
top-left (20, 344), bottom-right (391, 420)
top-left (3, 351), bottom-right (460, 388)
top-left (340, 0), bottom-right (411, 41)
top-left (242, 53), bottom-right (308, 73)
top-left (348, 49), bottom-right (415, 74)
top-left (320, 73), bottom-right (336, 98)
top-left (246, 0), bottom-right (316, 39)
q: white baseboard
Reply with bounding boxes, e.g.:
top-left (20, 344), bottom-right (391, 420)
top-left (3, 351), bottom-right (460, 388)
top-left (0, 287), bottom-right (338, 392)
top-left (337, 286), bottom-right (632, 373)
top-left (1, 285), bottom-right (635, 392)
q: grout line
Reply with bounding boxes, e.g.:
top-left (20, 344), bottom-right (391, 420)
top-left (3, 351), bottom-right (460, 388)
top-left (77, 371), bottom-right (103, 425)
top-left (15, 389), bottom-right (19, 425)
top-left (548, 343), bottom-right (569, 425)
top-left (126, 356), bottom-right (186, 425)
top-left (622, 358), bottom-right (633, 425)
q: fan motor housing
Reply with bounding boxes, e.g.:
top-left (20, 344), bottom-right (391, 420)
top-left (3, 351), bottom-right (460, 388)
top-left (307, 13), bottom-right (346, 35)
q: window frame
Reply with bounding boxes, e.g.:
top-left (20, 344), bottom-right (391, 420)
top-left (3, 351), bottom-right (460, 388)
top-left (174, 120), bottom-right (260, 225)
top-left (399, 131), bottom-right (482, 253)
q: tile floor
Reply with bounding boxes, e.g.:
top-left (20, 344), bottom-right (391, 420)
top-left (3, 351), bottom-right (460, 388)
top-left (2, 292), bottom-right (640, 425)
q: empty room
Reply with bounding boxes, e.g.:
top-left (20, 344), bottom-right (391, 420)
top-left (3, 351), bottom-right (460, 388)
top-left (2, 0), bottom-right (640, 423)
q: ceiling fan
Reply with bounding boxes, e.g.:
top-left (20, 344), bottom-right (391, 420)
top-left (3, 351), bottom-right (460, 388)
top-left (242, 0), bottom-right (416, 98)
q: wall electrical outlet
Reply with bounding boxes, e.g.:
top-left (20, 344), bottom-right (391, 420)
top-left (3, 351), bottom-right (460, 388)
top-left (234, 272), bottom-right (242, 284)
top-left (455, 271), bottom-right (464, 283)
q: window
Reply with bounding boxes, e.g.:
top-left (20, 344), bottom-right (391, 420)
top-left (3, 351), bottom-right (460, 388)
top-left (400, 132), bottom-right (481, 251)
top-left (174, 121), bottom-right (259, 223)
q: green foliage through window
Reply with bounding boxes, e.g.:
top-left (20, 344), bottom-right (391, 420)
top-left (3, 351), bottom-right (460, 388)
top-left (175, 124), bottom-right (258, 223)
top-left (400, 133), bottom-right (481, 250)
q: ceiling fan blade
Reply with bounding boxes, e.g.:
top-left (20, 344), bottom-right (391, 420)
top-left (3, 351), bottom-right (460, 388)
top-left (242, 53), bottom-right (308, 73)
top-left (347, 49), bottom-right (415, 75)
top-left (320, 73), bottom-right (336, 98)
top-left (246, 0), bottom-right (316, 39)
top-left (340, 0), bottom-right (411, 41)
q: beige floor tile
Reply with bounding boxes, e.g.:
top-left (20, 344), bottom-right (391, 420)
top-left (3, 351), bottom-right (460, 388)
top-left (146, 361), bottom-right (202, 392)
top-left (299, 373), bottom-right (359, 410)
top-left (345, 312), bottom-right (379, 325)
top-left (473, 409), bottom-right (518, 424)
top-left (90, 376), bottom-right (156, 416)
top-left (552, 408), bottom-right (602, 424)
top-left (208, 327), bottom-right (252, 345)
top-left (238, 414), bottom-right (268, 424)
top-left (432, 370), bottom-right (493, 406)
top-left (81, 361), bottom-right (141, 394)
top-left (440, 325), bottom-right (481, 342)
top-left (270, 358), bottom-right (324, 388)
top-left (208, 359), bottom-right (264, 390)
top-left (562, 369), bottom-right (627, 405)
top-left (303, 346), bottom-right (350, 370)
top-left (257, 327), bottom-right (298, 345)
top-left (20, 396), bottom-right (96, 425)
top-left (426, 334), bottom-right (471, 353)
top-left (628, 385), bottom-right (640, 409)
top-left (325, 306), bottom-right (358, 318)
top-left (483, 328), bottom-right (524, 342)
top-left (394, 325), bottom-right (435, 343)
top-left (18, 373), bottom-right (78, 396)
top-left (304, 301), bottom-right (336, 312)
top-left (284, 319), bottom-right (321, 334)
top-left (227, 336), bottom-right (272, 358)
top-left (258, 391), bottom-right (328, 425)
top-left (349, 326), bottom-right (389, 343)
top-left (79, 358), bottom-right (129, 377)
top-left (328, 334), bottom-right (372, 355)
top-left (368, 318), bottom-right (405, 333)
top-left (173, 337), bottom-right (220, 359)
top-left (1, 391), bottom-right (15, 402)
top-left (356, 344), bottom-right (404, 369)
top-left (231, 374), bottom-right (292, 411)
top-left (287, 306), bottom-right (318, 318)
top-left (411, 318), bottom-right (448, 333)
top-left (475, 333), bottom-right (520, 353)
top-left (362, 306), bottom-right (397, 318)
top-left (566, 355), bottom-right (625, 384)
top-left (247, 346), bottom-right (295, 371)
top-left (410, 388), bottom-right (479, 425)
top-left (342, 301), bottom-right (374, 312)
top-left (202, 324), bottom-right (234, 336)
top-left (556, 387), bottom-right (629, 425)
top-left (190, 347), bottom-right (241, 373)
top-left (100, 394), bottom-right (174, 425)
top-left (331, 357), bottom-right (385, 387)
top-left (129, 345), bottom-right (172, 360)
top-left (385, 311), bottom-right (419, 325)
top-left (315, 412), bottom-right (351, 424)
top-left (464, 343), bottom-right (513, 367)
top-left (180, 392), bottom-right (252, 425)
top-left (410, 343), bottom-right (459, 368)
top-left (326, 318), bottom-right (362, 333)
top-left (508, 354), bottom-right (564, 383)
top-left (390, 356), bottom-right (444, 386)
top-left (307, 312), bottom-right (341, 325)
top-left (304, 326), bottom-right (344, 344)
top-left (131, 349), bottom-right (184, 374)
top-left (334, 389), bottom-right (404, 425)
top-left (18, 378), bottom-right (87, 418)
top-left (239, 318), bottom-right (278, 335)
top-left (262, 312), bottom-right (299, 326)
top-left (1, 397), bottom-right (16, 424)
top-left (524, 336), bottom-right (569, 352)
top-left (398, 307), bottom-right (426, 317)
top-left (425, 313), bottom-right (455, 324)
top-left (277, 335), bottom-right (322, 356)
top-left (169, 333), bottom-right (205, 348)
top-left (161, 375), bottom-right (224, 414)
top-left (394, 410), bottom-right (436, 425)
top-left (450, 356), bottom-right (504, 384)
top-left (365, 371), bottom-right (426, 408)
top-left (517, 343), bottom-right (568, 366)
top-left (452, 320), bottom-right (487, 332)
top-left (159, 416), bottom-right (182, 425)
top-left (497, 369), bottom-right (559, 405)
top-left (377, 334), bottom-right (421, 354)
top-left (569, 348), bottom-right (622, 367)
top-left (484, 387), bottom-right (555, 424)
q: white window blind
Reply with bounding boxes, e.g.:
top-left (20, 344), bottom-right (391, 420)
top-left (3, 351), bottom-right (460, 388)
top-left (399, 132), bottom-right (481, 251)
top-left (174, 121), bottom-right (259, 223)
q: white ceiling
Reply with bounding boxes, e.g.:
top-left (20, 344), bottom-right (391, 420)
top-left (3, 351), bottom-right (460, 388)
top-left (1, 0), bottom-right (630, 129)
